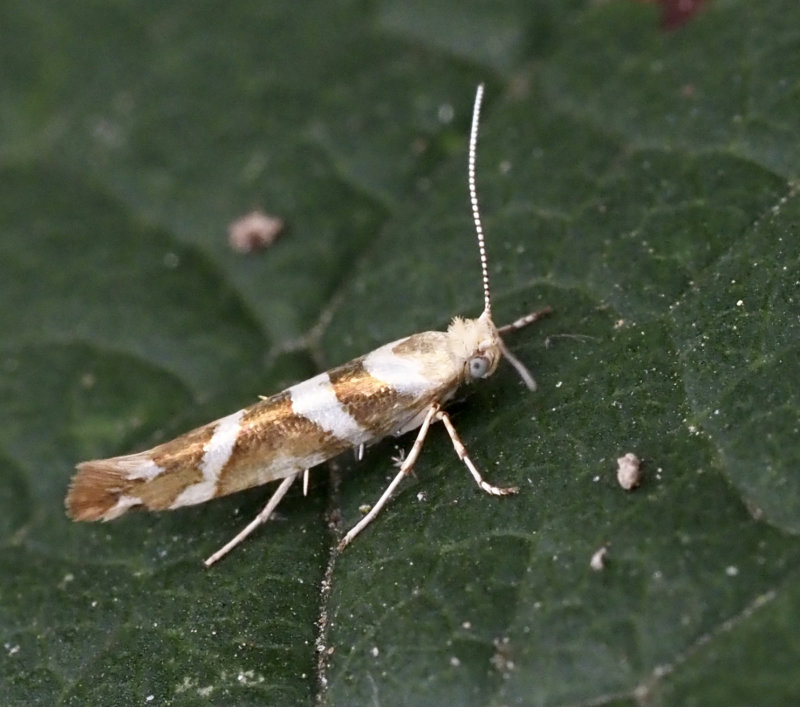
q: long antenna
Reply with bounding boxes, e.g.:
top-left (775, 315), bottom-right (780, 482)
top-left (468, 83), bottom-right (492, 317)
top-left (468, 84), bottom-right (540, 392)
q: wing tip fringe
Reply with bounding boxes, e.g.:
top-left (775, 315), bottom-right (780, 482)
top-left (65, 460), bottom-right (131, 521)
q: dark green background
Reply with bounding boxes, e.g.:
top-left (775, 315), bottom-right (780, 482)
top-left (1, 1), bottom-right (798, 705)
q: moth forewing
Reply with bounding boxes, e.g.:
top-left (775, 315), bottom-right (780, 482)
top-left (67, 337), bottom-right (455, 522)
top-left (66, 83), bottom-right (552, 564)
top-left (66, 326), bottom-right (473, 522)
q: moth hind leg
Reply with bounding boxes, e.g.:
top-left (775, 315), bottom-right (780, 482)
top-left (204, 472), bottom-right (299, 567)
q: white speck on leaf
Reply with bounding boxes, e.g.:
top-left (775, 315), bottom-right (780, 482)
top-left (617, 452), bottom-right (642, 490)
top-left (590, 546), bottom-right (608, 571)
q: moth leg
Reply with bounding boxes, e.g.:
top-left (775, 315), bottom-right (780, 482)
top-left (204, 472), bottom-right (299, 567)
top-left (497, 306), bottom-right (552, 335)
top-left (302, 468), bottom-right (310, 496)
top-left (338, 404), bottom-right (439, 551)
top-left (437, 411), bottom-right (519, 496)
top-left (391, 446), bottom-right (406, 469)
top-left (495, 306), bottom-right (553, 391)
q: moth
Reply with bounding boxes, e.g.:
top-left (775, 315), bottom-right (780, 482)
top-left (66, 84), bottom-right (551, 566)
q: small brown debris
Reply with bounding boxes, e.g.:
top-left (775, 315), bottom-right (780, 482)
top-left (228, 210), bottom-right (284, 253)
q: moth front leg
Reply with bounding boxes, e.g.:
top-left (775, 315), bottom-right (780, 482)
top-left (437, 410), bottom-right (518, 495)
top-left (497, 306), bottom-right (553, 335)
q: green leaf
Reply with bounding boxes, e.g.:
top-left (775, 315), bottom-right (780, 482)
top-left (1, 1), bottom-right (799, 706)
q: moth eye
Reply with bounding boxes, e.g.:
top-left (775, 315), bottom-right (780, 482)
top-left (468, 355), bottom-right (490, 379)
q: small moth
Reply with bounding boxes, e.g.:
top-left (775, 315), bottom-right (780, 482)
top-left (66, 84), bottom-right (551, 566)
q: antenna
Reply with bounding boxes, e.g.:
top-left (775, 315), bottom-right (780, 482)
top-left (468, 84), bottom-right (540, 391)
top-left (468, 83), bottom-right (492, 317)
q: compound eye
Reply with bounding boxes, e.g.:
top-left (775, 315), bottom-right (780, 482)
top-left (467, 355), bottom-right (490, 380)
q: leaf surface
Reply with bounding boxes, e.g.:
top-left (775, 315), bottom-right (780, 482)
top-left (1, 2), bottom-right (798, 706)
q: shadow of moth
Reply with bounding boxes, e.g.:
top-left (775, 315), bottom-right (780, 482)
top-left (66, 84), bottom-right (552, 566)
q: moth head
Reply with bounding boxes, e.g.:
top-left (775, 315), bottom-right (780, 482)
top-left (447, 312), bottom-right (501, 383)
top-left (447, 311), bottom-right (537, 390)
